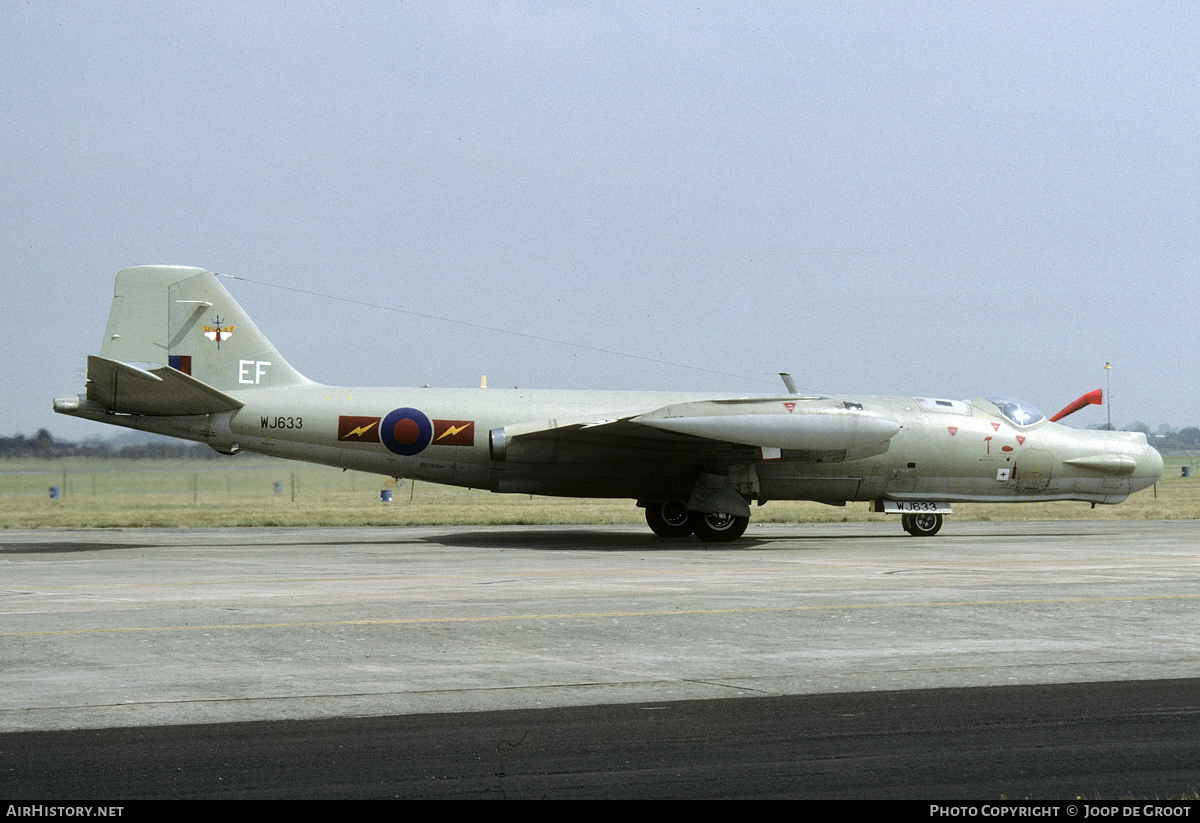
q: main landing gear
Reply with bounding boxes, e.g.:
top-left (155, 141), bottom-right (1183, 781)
top-left (901, 512), bottom-right (943, 536)
top-left (643, 499), bottom-right (693, 538)
top-left (643, 499), bottom-right (749, 543)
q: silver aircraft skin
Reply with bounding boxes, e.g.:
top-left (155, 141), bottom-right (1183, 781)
top-left (54, 266), bottom-right (1164, 541)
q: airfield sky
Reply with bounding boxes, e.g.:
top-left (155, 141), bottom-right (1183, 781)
top-left (4, 2), bottom-right (1197, 440)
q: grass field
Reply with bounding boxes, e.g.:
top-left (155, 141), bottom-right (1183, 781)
top-left (1, 455), bottom-right (1197, 529)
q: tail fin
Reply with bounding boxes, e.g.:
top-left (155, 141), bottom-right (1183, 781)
top-left (98, 265), bottom-right (312, 393)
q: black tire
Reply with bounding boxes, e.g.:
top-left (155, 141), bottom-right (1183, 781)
top-left (644, 499), bottom-right (694, 537)
top-left (905, 512), bottom-right (943, 536)
top-left (692, 512), bottom-right (749, 543)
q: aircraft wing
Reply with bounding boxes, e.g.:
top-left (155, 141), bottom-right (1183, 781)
top-left (86, 355), bottom-right (244, 416)
top-left (488, 410), bottom-right (749, 464)
top-left (491, 397), bottom-right (901, 464)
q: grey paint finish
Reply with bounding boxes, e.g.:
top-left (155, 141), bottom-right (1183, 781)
top-left (55, 267), bottom-right (1163, 539)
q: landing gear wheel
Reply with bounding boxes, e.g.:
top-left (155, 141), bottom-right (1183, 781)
top-left (692, 512), bottom-right (749, 543)
top-left (902, 512), bottom-right (943, 536)
top-left (644, 499), bottom-right (694, 537)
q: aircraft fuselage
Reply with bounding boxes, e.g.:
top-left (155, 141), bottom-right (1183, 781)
top-left (54, 266), bottom-right (1164, 541)
top-left (64, 385), bottom-right (1162, 507)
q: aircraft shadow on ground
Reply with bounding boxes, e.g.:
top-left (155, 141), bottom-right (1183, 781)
top-left (424, 528), bottom-right (774, 551)
top-left (0, 540), bottom-right (155, 554)
top-left (418, 524), bottom-right (1130, 551)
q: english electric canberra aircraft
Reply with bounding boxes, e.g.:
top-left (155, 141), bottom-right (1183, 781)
top-left (54, 266), bottom-right (1163, 541)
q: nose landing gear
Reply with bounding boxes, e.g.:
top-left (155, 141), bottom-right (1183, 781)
top-left (901, 512), bottom-right (943, 536)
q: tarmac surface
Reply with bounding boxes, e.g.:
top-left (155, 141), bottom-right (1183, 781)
top-left (5, 678), bottom-right (1200, 799)
top-left (3, 520), bottom-right (1200, 797)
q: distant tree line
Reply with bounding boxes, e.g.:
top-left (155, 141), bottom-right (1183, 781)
top-left (1150, 427), bottom-right (1200, 452)
top-left (0, 430), bottom-right (224, 460)
top-left (1095, 423), bottom-right (1200, 452)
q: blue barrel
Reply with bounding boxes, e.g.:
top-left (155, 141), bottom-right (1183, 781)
top-left (1183, 467), bottom-right (1192, 478)
top-left (49, 486), bottom-right (60, 499)
top-left (380, 489), bottom-right (393, 503)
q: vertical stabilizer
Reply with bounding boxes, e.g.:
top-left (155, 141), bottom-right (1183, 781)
top-left (99, 266), bottom-right (313, 391)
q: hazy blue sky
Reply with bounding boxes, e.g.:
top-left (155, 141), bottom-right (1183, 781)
top-left (4, 2), bottom-right (1196, 440)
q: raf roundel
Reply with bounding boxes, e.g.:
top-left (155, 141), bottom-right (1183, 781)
top-left (380, 407), bottom-right (433, 456)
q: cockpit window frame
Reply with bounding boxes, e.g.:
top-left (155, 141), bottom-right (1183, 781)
top-left (983, 396), bottom-right (1046, 428)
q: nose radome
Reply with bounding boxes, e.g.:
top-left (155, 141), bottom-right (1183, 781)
top-left (1126, 432), bottom-right (1164, 492)
top-left (1136, 441), bottom-right (1164, 486)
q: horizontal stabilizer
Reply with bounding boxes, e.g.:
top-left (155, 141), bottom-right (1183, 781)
top-left (86, 355), bottom-right (244, 416)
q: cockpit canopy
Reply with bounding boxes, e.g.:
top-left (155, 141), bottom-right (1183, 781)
top-left (983, 396), bottom-right (1046, 427)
